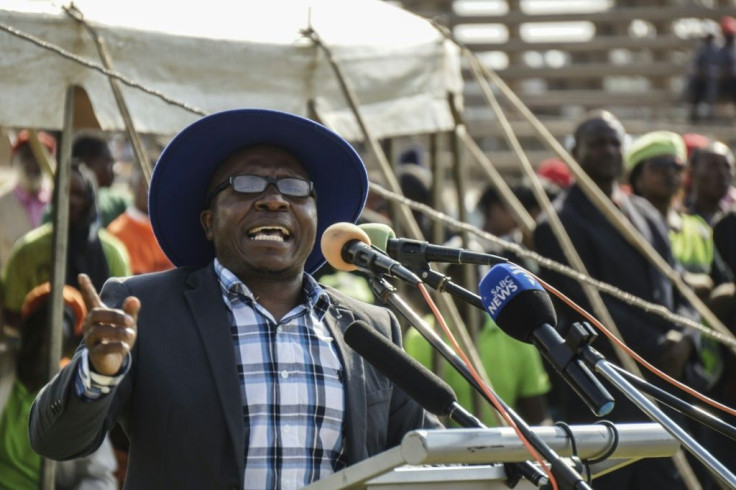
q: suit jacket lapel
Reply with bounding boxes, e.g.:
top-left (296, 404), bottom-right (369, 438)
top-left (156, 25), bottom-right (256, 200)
top-left (322, 296), bottom-right (367, 465)
top-left (184, 266), bottom-right (245, 477)
top-left (618, 194), bottom-right (655, 246)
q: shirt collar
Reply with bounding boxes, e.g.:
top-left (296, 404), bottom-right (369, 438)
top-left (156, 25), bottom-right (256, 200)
top-left (213, 258), bottom-right (331, 319)
top-left (667, 209), bottom-right (683, 232)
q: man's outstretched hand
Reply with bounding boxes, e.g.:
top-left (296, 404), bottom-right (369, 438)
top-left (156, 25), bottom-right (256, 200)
top-left (79, 274), bottom-right (140, 376)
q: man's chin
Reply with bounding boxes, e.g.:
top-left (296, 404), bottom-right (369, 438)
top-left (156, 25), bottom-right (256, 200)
top-left (252, 265), bottom-right (302, 280)
top-left (223, 258), bottom-right (304, 281)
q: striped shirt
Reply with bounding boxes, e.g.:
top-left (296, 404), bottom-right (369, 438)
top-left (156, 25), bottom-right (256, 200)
top-left (214, 259), bottom-right (346, 490)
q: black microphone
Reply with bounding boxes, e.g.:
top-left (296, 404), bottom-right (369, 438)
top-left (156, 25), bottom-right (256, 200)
top-left (360, 223), bottom-right (507, 268)
top-left (344, 320), bottom-right (483, 428)
top-left (478, 263), bottom-right (615, 417)
top-left (321, 223), bottom-right (422, 286)
top-left (345, 320), bottom-right (550, 487)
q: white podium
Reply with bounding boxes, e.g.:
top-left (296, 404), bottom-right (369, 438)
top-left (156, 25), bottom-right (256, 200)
top-left (304, 423), bottom-right (678, 489)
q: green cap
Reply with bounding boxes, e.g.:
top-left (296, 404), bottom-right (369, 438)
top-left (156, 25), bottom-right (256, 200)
top-left (625, 130), bottom-right (687, 172)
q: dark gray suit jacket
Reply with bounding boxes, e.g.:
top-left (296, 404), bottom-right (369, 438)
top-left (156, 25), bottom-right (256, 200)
top-left (30, 265), bottom-right (440, 489)
top-left (534, 185), bottom-right (697, 422)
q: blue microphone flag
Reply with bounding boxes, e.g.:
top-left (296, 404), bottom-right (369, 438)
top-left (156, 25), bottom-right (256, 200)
top-left (479, 263), bottom-right (544, 321)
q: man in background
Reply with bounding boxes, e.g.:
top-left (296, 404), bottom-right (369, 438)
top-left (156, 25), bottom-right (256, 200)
top-left (72, 135), bottom-right (130, 227)
top-left (534, 110), bottom-right (694, 490)
top-left (107, 165), bottom-right (173, 275)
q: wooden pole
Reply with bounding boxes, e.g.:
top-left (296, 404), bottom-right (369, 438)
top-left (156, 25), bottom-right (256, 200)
top-left (65, 5), bottom-right (152, 183)
top-left (40, 85), bottom-right (75, 490)
top-left (306, 28), bottom-right (500, 424)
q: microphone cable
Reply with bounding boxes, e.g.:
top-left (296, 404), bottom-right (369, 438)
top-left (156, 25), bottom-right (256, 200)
top-left (413, 281), bottom-right (560, 490)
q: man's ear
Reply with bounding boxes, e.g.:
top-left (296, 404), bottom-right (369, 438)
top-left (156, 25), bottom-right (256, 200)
top-left (200, 210), bottom-right (214, 241)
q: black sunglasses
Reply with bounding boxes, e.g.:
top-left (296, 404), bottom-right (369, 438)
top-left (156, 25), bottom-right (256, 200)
top-left (207, 174), bottom-right (315, 205)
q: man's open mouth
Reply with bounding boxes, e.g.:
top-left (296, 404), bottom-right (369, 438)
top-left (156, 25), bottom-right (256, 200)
top-left (247, 225), bottom-right (291, 243)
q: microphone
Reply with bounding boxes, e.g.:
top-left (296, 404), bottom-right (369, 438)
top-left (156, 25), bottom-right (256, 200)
top-left (344, 320), bottom-right (483, 428)
top-left (321, 223), bottom-right (422, 285)
top-left (361, 223), bottom-right (487, 310)
top-left (360, 223), bottom-right (507, 268)
top-left (478, 263), bottom-right (615, 417)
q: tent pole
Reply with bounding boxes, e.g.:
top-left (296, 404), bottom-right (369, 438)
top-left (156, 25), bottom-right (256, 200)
top-left (306, 28), bottom-right (496, 423)
top-left (64, 6), bottom-right (152, 182)
top-left (428, 132), bottom-right (446, 377)
top-left (304, 28), bottom-right (421, 239)
top-left (454, 127), bottom-right (535, 233)
top-left (40, 85), bottom-right (76, 490)
top-left (448, 106), bottom-right (484, 418)
top-left (466, 47), bottom-right (646, 373)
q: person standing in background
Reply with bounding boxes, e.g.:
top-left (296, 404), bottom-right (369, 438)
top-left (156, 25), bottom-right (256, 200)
top-left (2, 164), bottom-right (130, 328)
top-left (688, 28), bottom-right (721, 122)
top-left (0, 283), bottom-right (117, 490)
top-left (0, 130), bottom-right (55, 268)
top-left (107, 165), bottom-right (173, 275)
top-left (686, 140), bottom-right (735, 226)
top-left (534, 110), bottom-right (694, 490)
top-left (72, 135), bottom-right (130, 227)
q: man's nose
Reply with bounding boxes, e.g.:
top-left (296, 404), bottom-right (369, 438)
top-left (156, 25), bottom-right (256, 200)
top-left (255, 184), bottom-right (289, 209)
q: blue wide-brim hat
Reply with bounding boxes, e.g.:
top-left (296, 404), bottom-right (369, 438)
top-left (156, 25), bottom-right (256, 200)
top-left (149, 108), bottom-right (368, 274)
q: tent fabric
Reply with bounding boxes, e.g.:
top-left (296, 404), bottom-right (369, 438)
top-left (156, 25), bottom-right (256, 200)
top-left (0, 0), bottom-right (463, 140)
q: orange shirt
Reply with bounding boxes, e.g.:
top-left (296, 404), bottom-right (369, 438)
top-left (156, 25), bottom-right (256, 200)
top-left (107, 209), bottom-right (173, 275)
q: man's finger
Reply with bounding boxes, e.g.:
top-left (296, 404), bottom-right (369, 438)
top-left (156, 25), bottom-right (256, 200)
top-left (78, 273), bottom-right (104, 310)
top-left (122, 296), bottom-right (141, 324)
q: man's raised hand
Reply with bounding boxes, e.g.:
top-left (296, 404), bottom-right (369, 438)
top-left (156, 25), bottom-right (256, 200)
top-left (79, 274), bottom-right (140, 376)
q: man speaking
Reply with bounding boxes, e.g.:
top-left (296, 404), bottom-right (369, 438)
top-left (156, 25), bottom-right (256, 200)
top-left (29, 109), bottom-right (440, 489)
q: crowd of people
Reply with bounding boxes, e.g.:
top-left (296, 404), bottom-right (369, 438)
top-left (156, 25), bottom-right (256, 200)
top-left (354, 111), bottom-right (736, 489)
top-left (0, 105), bottom-right (734, 489)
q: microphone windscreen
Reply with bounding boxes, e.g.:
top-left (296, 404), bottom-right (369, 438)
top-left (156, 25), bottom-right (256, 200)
top-left (478, 263), bottom-right (557, 343)
top-left (321, 222), bottom-right (371, 272)
top-left (344, 320), bottom-right (456, 416)
top-left (359, 223), bottom-right (396, 252)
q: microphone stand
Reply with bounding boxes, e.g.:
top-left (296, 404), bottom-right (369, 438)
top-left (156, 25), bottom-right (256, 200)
top-left (411, 267), bottom-right (485, 310)
top-left (565, 321), bottom-right (736, 488)
top-left (390, 252), bottom-right (736, 486)
top-left (366, 275), bottom-right (593, 490)
top-left (607, 364), bottom-right (736, 442)
top-left (398, 257), bottom-right (736, 436)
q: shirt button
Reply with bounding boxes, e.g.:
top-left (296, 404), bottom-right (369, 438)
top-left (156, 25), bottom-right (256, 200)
top-left (281, 370), bottom-right (289, 379)
top-left (276, 326), bottom-right (283, 333)
top-left (284, 426), bottom-right (291, 433)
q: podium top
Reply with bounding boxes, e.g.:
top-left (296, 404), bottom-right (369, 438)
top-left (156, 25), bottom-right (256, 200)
top-left (304, 423), bottom-right (678, 490)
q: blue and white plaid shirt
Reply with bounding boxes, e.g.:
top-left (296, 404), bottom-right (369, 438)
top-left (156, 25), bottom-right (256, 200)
top-left (215, 259), bottom-right (346, 490)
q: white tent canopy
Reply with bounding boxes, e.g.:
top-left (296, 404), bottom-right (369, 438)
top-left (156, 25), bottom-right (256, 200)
top-left (0, 0), bottom-right (463, 140)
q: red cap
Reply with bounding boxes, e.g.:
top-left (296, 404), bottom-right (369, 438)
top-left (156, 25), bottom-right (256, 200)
top-left (682, 133), bottom-right (710, 160)
top-left (721, 16), bottom-right (736, 36)
top-left (537, 157), bottom-right (573, 188)
top-left (10, 130), bottom-right (57, 159)
top-left (21, 282), bottom-right (87, 337)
